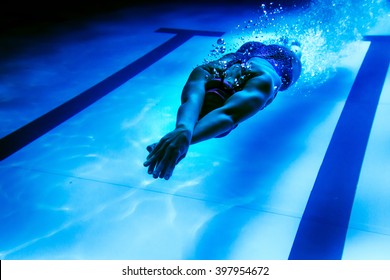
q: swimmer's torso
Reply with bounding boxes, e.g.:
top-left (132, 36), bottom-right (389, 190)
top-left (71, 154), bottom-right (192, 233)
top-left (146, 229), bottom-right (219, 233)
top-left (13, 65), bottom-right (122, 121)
top-left (196, 41), bottom-right (302, 137)
top-left (199, 55), bottom-right (282, 122)
top-left (204, 41), bottom-right (302, 92)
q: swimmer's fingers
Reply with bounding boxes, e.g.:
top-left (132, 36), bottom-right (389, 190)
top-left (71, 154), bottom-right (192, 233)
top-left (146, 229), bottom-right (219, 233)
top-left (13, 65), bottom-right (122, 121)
top-left (156, 159), bottom-right (176, 180)
top-left (153, 146), bottom-right (180, 179)
top-left (146, 139), bottom-right (166, 161)
top-left (144, 141), bottom-right (168, 167)
top-left (147, 159), bottom-right (158, 175)
top-left (143, 157), bottom-right (153, 167)
top-left (145, 144), bottom-right (171, 177)
top-left (153, 155), bottom-right (174, 179)
top-left (146, 143), bottom-right (158, 153)
top-left (144, 143), bottom-right (158, 169)
top-left (160, 151), bottom-right (178, 180)
top-left (144, 153), bottom-right (158, 168)
top-left (164, 153), bottom-right (187, 179)
top-left (161, 161), bottom-right (176, 180)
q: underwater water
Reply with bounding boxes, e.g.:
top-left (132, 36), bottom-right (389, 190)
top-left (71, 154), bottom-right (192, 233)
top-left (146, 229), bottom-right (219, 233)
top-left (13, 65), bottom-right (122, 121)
top-left (0, 0), bottom-right (389, 260)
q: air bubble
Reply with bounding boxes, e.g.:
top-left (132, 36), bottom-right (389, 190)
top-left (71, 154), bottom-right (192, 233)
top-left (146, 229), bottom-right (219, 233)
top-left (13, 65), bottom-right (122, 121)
top-left (204, 0), bottom-right (388, 95)
top-left (217, 38), bottom-right (225, 45)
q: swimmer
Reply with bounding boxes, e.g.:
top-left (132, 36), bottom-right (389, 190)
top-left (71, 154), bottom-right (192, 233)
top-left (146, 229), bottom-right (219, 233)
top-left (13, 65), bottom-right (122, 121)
top-left (144, 38), bottom-right (302, 180)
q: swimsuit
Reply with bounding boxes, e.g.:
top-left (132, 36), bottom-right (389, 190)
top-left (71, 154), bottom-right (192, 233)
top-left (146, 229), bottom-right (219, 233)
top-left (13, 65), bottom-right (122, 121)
top-left (199, 78), bottom-right (235, 119)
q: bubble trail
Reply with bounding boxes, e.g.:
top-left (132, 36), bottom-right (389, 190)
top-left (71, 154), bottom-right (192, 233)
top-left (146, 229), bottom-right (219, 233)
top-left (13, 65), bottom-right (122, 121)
top-left (207, 0), bottom-right (389, 94)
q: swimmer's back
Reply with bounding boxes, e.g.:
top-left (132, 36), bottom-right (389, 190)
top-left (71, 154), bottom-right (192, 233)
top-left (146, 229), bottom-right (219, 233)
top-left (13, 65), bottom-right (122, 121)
top-left (236, 41), bottom-right (302, 90)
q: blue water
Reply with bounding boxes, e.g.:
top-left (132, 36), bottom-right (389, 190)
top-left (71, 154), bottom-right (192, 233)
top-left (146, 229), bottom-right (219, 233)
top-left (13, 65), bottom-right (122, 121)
top-left (0, 1), bottom-right (389, 259)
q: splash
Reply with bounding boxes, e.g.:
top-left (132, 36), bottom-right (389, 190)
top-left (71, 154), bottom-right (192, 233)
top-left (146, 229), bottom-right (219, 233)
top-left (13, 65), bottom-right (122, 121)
top-left (208, 0), bottom-right (389, 94)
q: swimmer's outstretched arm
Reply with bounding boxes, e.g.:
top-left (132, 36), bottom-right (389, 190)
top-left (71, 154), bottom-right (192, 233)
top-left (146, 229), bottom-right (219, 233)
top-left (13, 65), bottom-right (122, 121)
top-left (190, 57), bottom-right (281, 144)
top-left (191, 74), bottom-right (277, 144)
top-left (143, 66), bottom-right (210, 180)
top-left (144, 55), bottom-right (281, 180)
top-left (144, 72), bottom-right (278, 180)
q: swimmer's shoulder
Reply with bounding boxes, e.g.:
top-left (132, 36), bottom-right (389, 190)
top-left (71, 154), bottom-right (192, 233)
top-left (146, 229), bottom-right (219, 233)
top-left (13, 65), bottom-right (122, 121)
top-left (245, 57), bottom-right (280, 79)
top-left (246, 56), bottom-right (272, 70)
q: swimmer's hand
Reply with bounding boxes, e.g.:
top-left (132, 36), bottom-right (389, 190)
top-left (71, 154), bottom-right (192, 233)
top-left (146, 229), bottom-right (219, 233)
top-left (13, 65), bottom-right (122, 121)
top-left (144, 127), bottom-right (191, 180)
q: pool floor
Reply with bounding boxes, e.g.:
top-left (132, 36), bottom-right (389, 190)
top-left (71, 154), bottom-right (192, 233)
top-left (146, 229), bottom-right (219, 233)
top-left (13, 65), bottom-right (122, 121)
top-left (0, 2), bottom-right (389, 260)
